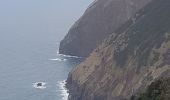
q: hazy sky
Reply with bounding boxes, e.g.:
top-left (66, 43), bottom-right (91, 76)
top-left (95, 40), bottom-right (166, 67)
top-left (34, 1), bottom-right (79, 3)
top-left (0, 0), bottom-right (92, 42)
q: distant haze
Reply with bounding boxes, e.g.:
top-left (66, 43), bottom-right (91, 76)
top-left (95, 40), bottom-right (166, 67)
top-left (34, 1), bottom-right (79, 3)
top-left (0, 0), bottom-right (92, 43)
top-left (0, 1), bottom-right (92, 100)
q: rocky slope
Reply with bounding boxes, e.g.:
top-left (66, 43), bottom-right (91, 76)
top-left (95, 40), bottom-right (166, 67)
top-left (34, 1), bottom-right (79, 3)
top-left (66, 0), bottom-right (170, 100)
top-left (132, 77), bottom-right (170, 100)
top-left (59, 0), bottom-right (151, 57)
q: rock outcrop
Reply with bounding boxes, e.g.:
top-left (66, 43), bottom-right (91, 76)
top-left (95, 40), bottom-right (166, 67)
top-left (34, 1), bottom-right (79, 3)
top-left (66, 0), bottom-right (170, 100)
top-left (59, 0), bottom-right (151, 57)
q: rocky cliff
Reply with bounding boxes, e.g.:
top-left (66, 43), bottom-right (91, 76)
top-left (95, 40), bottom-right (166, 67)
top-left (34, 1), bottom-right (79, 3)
top-left (133, 77), bottom-right (170, 100)
top-left (66, 0), bottom-right (170, 100)
top-left (59, 0), bottom-right (151, 57)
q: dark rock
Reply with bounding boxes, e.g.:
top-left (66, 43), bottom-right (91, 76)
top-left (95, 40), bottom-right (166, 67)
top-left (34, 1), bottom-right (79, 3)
top-left (37, 83), bottom-right (42, 87)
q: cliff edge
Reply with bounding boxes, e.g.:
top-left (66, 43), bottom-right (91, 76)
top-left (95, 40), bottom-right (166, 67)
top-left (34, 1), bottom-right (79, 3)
top-left (59, 0), bottom-right (151, 57)
top-left (66, 0), bottom-right (170, 99)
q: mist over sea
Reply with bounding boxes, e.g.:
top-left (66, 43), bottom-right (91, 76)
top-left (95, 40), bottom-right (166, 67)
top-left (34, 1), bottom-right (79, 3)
top-left (0, 0), bottom-right (91, 100)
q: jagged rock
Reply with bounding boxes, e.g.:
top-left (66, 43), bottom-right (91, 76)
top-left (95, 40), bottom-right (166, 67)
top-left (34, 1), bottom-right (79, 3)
top-left (37, 83), bottom-right (42, 87)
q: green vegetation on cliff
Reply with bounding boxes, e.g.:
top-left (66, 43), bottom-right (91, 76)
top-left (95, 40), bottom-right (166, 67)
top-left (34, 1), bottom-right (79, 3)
top-left (131, 77), bottom-right (170, 100)
top-left (66, 0), bottom-right (170, 100)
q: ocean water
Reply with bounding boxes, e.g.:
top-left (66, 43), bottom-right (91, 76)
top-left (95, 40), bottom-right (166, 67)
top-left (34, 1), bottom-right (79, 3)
top-left (0, 36), bottom-right (84, 100)
top-left (0, 0), bottom-right (91, 100)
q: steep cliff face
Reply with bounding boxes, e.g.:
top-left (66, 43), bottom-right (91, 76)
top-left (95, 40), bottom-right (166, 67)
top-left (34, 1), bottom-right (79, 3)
top-left (59, 0), bottom-right (151, 57)
top-left (66, 0), bottom-right (170, 100)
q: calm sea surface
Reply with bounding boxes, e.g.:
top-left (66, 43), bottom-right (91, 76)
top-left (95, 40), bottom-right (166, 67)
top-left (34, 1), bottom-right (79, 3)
top-left (0, 38), bottom-right (83, 100)
top-left (0, 0), bottom-right (91, 100)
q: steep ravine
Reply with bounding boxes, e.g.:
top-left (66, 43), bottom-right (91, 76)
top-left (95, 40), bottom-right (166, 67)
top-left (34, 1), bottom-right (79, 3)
top-left (59, 0), bottom-right (151, 57)
top-left (66, 0), bottom-right (170, 100)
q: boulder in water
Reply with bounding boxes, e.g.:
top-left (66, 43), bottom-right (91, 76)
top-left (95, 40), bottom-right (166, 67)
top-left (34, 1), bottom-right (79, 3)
top-left (37, 83), bottom-right (42, 87)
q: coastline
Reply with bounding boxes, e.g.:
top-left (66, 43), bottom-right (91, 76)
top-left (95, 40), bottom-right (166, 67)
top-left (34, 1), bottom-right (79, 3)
top-left (57, 51), bottom-right (83, 59)
top-left (57, 80), bottom-right (69, 100)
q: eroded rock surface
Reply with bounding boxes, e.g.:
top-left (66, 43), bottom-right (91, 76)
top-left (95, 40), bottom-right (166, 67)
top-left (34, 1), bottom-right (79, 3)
top-left (66, 0), bottom-right (170, 100)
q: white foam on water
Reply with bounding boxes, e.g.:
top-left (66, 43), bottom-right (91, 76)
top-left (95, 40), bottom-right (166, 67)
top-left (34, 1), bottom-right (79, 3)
top-left (50, 58), bottom-right (67, 61)
top-left (57, 80), bottom-right (69, 100)
top-left (61, 54), bottom-right (82, 58)
top-left (57, 51), bottom-right (82, 59)
top-left (33, 82), bottom-right (46, 89)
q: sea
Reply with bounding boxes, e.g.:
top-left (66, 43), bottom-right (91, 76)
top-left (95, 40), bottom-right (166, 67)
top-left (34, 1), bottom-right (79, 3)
top-left (0, 35), bottom-right (83, 100)
top-left (0, 0), bottom-right (91, 100)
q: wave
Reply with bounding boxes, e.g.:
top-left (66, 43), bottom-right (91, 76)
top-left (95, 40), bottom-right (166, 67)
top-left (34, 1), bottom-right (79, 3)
top-left (50, 58), bottom-right (67, 61)
top-left (57, 51), bottom-right (82, 58)
top-left (33, 82), bottom-right (46, 89)
top-left (57, 80), bottom-right (69, 100)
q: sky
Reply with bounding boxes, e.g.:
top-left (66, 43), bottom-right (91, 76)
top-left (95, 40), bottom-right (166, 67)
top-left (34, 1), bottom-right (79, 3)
top-left (0, 0), bottom-right (92, 42)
